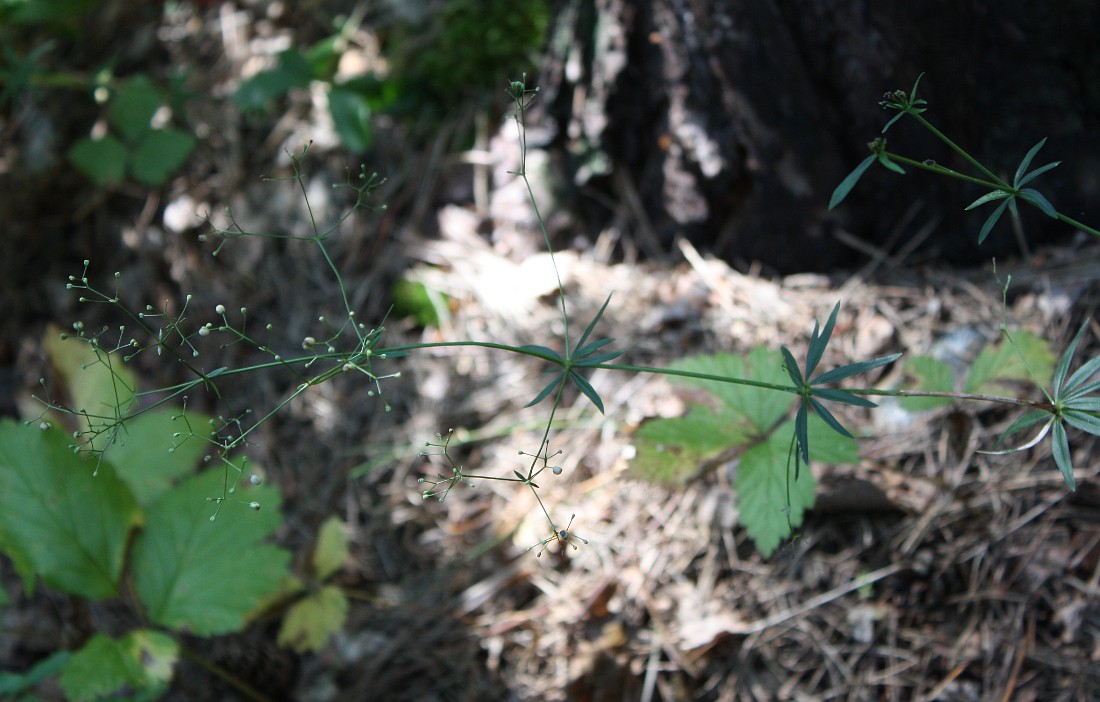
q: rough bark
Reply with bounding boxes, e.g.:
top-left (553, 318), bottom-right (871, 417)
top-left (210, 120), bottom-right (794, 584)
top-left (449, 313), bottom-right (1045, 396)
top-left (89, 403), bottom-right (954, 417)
top-left (534, 0), bottom-right (1100, 272)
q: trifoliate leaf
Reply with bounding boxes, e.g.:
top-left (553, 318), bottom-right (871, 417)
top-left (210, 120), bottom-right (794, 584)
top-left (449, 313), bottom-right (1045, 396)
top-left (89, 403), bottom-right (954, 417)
top-left (109, 75), bottom-right (162, 143)
top-left (43, 324), bottom-right (137, 450)
top-left (737, 416), bottom-right (857, 557)
top-left (58, 630), bottom-right (176, 702)
top-left (130, 128), bottom-right (196, 186)
top-left (0, 420), bottom-right (140, 599)
top-left (630, 405), bottom-right (748, 485)
top-left (672, 347), bottom-right (792, 434)
top-left (132, 469), bottom-right (290, 636)
top-left (68, 135), bottom-right (127, 186)
top-left (736, 423), bottom-right (815, 558)
top-left (964, 331), bottom-right (1053, 395)
top-left (277, 585), bottom-right (348, 652)
top-left (107, 408), bottom-right (212, 507)
top-left (899, 356), bottom-right (954, 411)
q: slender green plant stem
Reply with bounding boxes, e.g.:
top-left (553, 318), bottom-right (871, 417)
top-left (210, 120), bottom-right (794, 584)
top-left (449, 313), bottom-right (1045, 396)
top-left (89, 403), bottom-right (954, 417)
top-left (911, 113), bottom-right (1008, 187)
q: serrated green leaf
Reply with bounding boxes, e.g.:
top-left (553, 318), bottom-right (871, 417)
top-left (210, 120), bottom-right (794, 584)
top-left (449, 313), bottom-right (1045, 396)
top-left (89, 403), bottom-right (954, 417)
top-left (108, 409), bottom-right (211, 507)
top-left (59, 633), bottom-right (144, 702)
top-left (277, 585), bottom-right (348, 652)
top-left (58, 630), bottom-right (176, 702)
top-left (68, 135), bottom-right (128, 186)
top-left (805, 414), bottom-right (860, 464)
top-left (569, 369), bottom-right (605, 413)
top-left (132, 469), bottom-right (290, 636)
top-left (829, 155), bottom-right (876, 210)
top-left (43, 325), bottom-right (137, 448)
top-left (965, 189), bottom-right (1011, 210)
top-left (636, 406), bottom-right (748, 452)
top-left (1013, 138), bottom-right (1047, 186)
top-left (329, 87), bottom-right (372, 153)
top-left (671, 348), bottom-right (793, 434)
top-left (1051, 421), bottom-right (1075, 491)
top-left (0, 421), bottom-right (140, 599)
top-left (736, 424), bottom-right (816, 558)
top-left (964, 331), bottom-right (1054, 395)
top-left (812, 353), bottom-right (901, 386)
top-left (109, 75), bottom-right (162, 143)
top-left (1018, 188), bottom-right (1057, 218)
top-left (130, 128), bottom-right (196, 186)
top-left (899, 356), bottom-right (955, 411)
top-left (977, 198), bottom-right (1011, 244)
top-left (313, 516), bottom-right (349, 580)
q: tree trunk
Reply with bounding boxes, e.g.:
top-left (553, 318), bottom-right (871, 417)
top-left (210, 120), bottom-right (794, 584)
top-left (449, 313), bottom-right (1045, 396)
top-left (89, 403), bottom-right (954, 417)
top-left (534, 0), bottom-right (1100, 272)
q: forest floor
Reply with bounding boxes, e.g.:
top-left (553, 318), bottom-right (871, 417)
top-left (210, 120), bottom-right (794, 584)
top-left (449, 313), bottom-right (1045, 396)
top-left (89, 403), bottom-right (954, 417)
top-left (2, 3), bottom-right (1100, 701)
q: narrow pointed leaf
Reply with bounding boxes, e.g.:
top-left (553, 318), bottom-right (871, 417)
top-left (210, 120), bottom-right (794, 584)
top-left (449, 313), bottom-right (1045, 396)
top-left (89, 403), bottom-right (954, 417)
top-left (576, 350), bottom-right (624, 366)
top-left (1013, 138), bottom-right (1047, 186)
top-left (829, 155), bottom-right (876, 210)
top-left (1051, 421), bottom-right (1076, 491)
top-left (811, 353), bottom-right (902, 385)
top-left (519, 345), bottom-right (563, 362)
top-left (805, 303), bottom-right (841, 378)
top-left (881, 111), bottom-right (907, 133)
top-left (909, 73), bottom-right (925, 100)
top-left (811, 387), bottom-right (878, 408)
top-left (569, 370), bottom-right (605, 414)
top-left (1017, 161), bottom-right (1060, 188)
top-left (1019, 188), bottom-right (1057, 218)
top-left (977, 198), bottom-right (1010, 244)
top-left (1065, 397), bottom-right (1100, 412)
top-left (525, 373), bottom-right (564, 408)
top-left (795, 403), bottom-right (809, 463)
top-left (1063, 353), bottom-right (1100, 397)
top-left (574, 294), bottom-right (614, 355)
top-left (877, 152), bottom-right (906, 174)
top-left (1065, 378), bottom-right (1100, 401)
top-left (1054, 322), bottom-right (1089, 395)
top-left (575, 337), bottom-right (616, 359)
top-left (1063, 410), bottom-right (1100, 437)
top-left (809, 397), bottom-right (855, 438)
top-left (999, 409), bottom-right (1052, 441)
top-left (1008, 196), bottom-right (1020, 220)
top-left (965, 190), bottom-right (1011, 210)
top-left (781, 346), bottom-right (804, 386)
